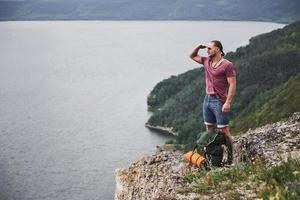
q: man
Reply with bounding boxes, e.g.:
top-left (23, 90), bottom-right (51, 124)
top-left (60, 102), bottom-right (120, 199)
top-left (189, 40), bottom-right (236, 164)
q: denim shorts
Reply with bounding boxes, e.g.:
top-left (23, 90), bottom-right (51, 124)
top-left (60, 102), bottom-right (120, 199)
top-left (203, 95), bottom-right (229, 128)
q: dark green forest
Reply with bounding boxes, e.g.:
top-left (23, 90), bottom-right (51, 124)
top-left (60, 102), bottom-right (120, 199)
top-left (146, 21), bottom-right (300, 147)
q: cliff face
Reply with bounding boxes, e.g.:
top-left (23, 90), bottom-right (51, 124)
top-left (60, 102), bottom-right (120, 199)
top-left (115, 150), bottom-right (197, 200)
top-left (115, 113), bottom-right (300, 200)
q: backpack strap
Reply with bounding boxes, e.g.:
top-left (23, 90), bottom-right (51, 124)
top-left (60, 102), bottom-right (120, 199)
top-left (192, 144), bottom-right (198, 152)
top-left (197, 131), bottom-right (219, 146)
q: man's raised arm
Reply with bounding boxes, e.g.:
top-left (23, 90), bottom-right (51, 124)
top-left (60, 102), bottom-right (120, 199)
top-left (189, 44), bottom-right (207, 64)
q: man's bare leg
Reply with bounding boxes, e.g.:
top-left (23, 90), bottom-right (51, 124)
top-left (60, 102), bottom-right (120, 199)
top-left (219, 126), bottom-right (234, 164)
top-left (219, 127), bottom-right (233, 145)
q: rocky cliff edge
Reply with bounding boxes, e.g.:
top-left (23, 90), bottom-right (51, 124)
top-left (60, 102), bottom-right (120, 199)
top-left (115, 112), bottom-right (300, 200)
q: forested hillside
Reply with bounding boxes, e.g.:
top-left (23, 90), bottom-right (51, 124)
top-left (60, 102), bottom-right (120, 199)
top-left (146, 21), bottom-right (300, 146)
top-left (0, 0), bottom-right (299, 23)
top-left (231, 74), bottom-right (300, 133)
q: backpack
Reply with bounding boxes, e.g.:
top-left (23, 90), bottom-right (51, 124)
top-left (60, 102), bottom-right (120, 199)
top-left (195, 130), bottom-right (232, 167)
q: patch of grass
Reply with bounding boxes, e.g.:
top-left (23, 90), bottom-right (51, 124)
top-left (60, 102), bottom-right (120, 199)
top-left (257, 157), bottom-right (300, 199)
top-left (206, 166), bottom-right (249, 191)
top-left (182, 157), bottom-right (300, 199)
top-left (183, 168), bottom-right (206, 183)
top-left (183, 163), bottom-right (256, 194)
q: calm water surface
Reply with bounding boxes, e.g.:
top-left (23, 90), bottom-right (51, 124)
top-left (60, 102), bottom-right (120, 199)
top-left (0, 21), bottom-right (284, 200)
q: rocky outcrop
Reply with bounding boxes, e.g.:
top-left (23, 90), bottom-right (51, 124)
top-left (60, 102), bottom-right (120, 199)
top-left (115, 112), bottom-right (300, 200)
top-left (234, 112), bottom-right (300, 165)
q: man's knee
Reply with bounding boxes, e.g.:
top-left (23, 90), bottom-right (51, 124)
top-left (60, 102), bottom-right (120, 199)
top-left (218, 126), bottom-right (230, 135)
top-left (206, 124), bottom-right (216, 131)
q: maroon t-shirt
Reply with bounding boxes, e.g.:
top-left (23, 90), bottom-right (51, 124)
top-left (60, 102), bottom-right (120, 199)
top-left (202, 57), bottom-right (236, 103)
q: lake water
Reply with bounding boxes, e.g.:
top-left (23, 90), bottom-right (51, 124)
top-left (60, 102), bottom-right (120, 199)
top-left (0, 21), bottom-right (284, 200)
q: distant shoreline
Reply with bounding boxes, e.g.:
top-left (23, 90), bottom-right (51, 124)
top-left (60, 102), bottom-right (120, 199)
top-left (0, 19), bottom-right (289, 25)
top-left (145, 123), bottom-right (177, 136)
